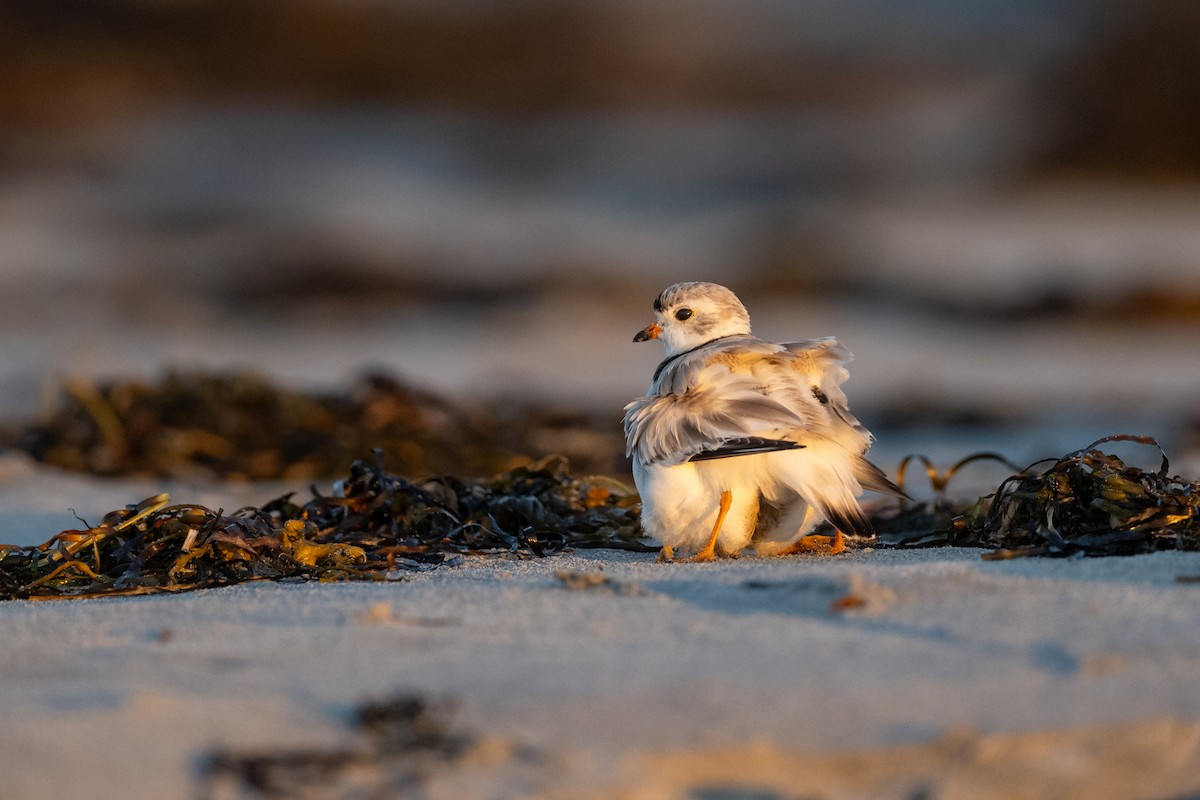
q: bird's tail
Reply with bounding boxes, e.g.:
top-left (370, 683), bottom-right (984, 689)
top-left (816, 494), bottom-right (875, 541)
top-left (855, 456), bottom-right (911, 501)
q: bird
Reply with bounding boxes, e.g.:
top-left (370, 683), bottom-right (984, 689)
top-left (622, 281), bottom-right (906, 562)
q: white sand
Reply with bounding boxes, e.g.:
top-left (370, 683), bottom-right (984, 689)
top-left (4, 467), bottom-right (1200, 798)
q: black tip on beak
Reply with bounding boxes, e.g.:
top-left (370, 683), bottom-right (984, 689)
top-left (633, 323), bottom-right (662, 343)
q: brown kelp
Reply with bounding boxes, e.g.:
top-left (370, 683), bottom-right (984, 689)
top-left (972, 435), bottom-right (1200, 558)
top-left (879, 435), bottom-right (1200, 558)
top-left (0, 455), bottom-right (645, 601)
top-left (14, 370), bottom-right (625, 480)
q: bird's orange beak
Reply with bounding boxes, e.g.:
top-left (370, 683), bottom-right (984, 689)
top-left (633, 323), bottom-right (662, 343)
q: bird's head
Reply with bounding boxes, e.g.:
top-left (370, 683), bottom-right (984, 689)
top-left (633, 281), bottom-right (751, 356)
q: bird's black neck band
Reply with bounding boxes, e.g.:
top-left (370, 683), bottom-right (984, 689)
top-left (652, 334), bottom-right (743, 382)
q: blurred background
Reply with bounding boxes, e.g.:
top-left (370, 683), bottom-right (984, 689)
top-left (1, 0), bottom-right (1199, 479)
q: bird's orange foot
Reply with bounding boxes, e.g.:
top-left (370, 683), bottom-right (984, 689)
top-left (783, 530), bottom-right (846, 556)
top-left (657, 545), bottom-right (675, 563)
top-left (663, 490), bottom-right (732, 564)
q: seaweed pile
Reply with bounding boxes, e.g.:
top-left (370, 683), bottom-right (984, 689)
top-left (13, 370), bottom-right (625, 480)
top-left (0, 455), bottom-right (645, 601)
top-left (5, 418), bottom-right (1200, 601)
top-left (880, 435), bottom-right (1200, 558)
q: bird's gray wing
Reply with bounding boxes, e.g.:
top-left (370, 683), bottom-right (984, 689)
top-left (623, 359), bottom-right (811, 467)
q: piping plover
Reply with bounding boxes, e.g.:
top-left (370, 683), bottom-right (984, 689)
top-left (623, 281), bottom-right (905, 561)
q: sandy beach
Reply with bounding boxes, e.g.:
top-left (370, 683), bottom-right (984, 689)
top-left (3, 462), bottom-right (1200, 799)
top-left (4, 2), bottom-right (1200, 796)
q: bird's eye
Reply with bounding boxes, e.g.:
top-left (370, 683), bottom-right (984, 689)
top-left (675, 308), bottom-right (693, 321)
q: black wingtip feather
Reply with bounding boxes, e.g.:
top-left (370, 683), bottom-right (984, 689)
top-left (688, 437), bottom-right (805, 462)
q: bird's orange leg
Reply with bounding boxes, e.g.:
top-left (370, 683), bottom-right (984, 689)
top-left (684, 490), bottom-right (732, 563)
top-left (774, 506), bottom-right (845, 555)
top-left (657, 545), bottom-right (675, 563)
top-left (785, 528), bottom-right (846, 556)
